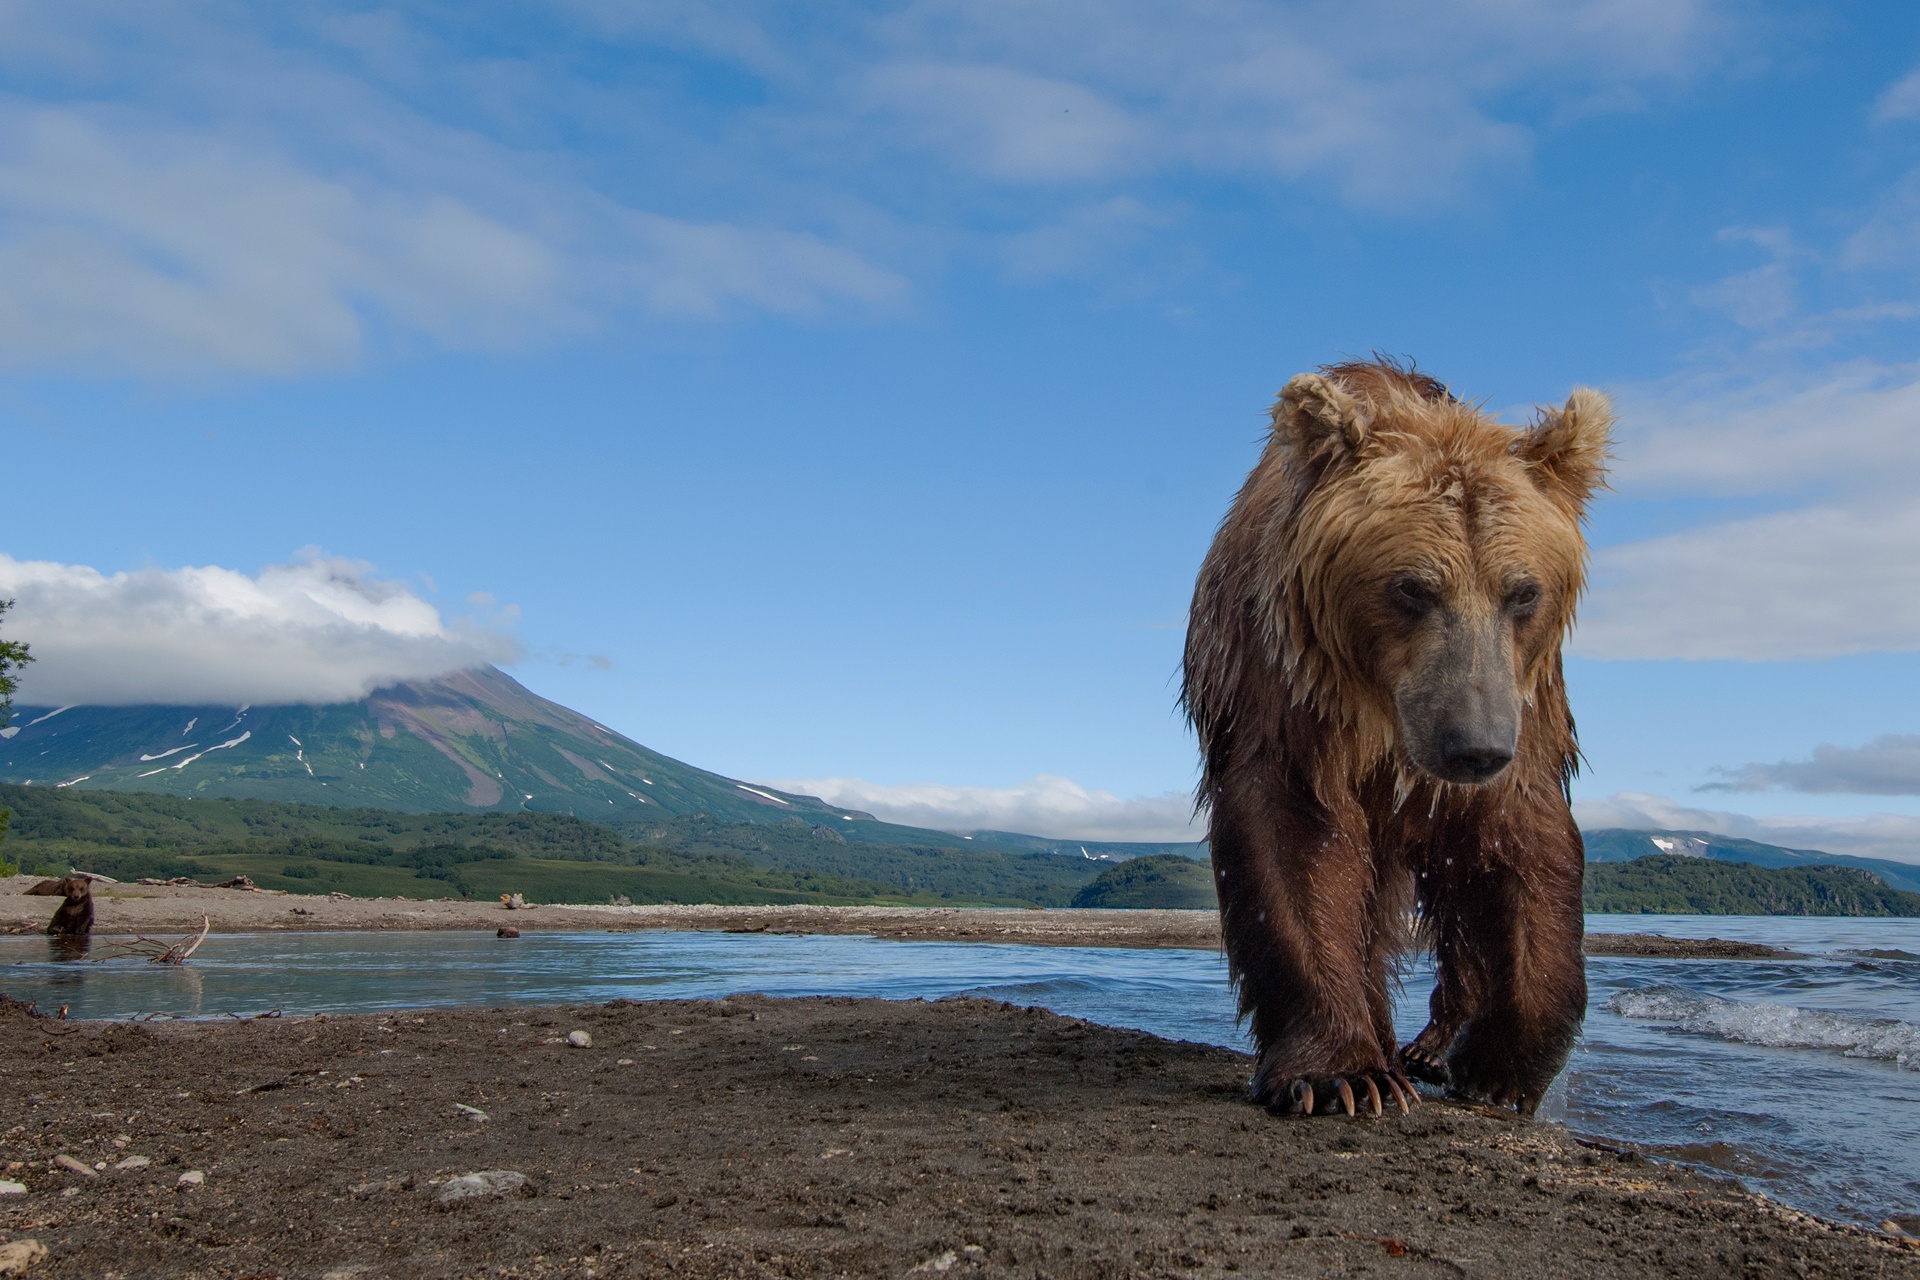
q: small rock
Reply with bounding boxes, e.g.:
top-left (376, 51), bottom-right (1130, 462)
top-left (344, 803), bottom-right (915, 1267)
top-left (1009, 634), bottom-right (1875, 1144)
top-left (176, 1170), bottom-right (205, 1188)
top-left (962, 1245), bottom-right (985, 1260)
top-left (453, 1104), bottom-right (489, 1122)
top-left (114, 1156), bottom-right (151, 1171)
top-left (0, 1180), bottom-right (24, 1195)
top-left (911, 1251), bottom-right (958, 1274)
top-left (349, 1176), bottom-right (414, 1198)
top-left (1883, 1220), bottom-right (1905, 1236)
top-left (58, 1188), bottom-right (77, 1199)
top-left (566, 1030), bottom-right (592, 1048)
top-left (52, 1155), bottom-right (95, 1178)
top-left (616, 1058), bottom-right (635, 1066)
top-left (435, 1170), bottom-right (530, 1204)
top-left (0, 1238), bottom-right (47, 1276)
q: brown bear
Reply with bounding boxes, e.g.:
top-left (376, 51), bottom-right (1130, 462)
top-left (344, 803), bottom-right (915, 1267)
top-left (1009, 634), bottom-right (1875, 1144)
top-left (27, 876), bottom-right (95, 952)
top-left (1182, 357), bottom-right (1609, 1118)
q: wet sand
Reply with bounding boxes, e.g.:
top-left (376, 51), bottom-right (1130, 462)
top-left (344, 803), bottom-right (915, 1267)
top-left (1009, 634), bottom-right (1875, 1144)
top-left (0, 878), bottom-right (1802, 957)
top-left (2, 993), bottom-right (1914, 1279)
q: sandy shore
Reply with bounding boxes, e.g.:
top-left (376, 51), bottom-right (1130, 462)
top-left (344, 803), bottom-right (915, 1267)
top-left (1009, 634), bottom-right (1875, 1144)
top-left (0, 878), bottom-right (1799, 957)
top-left (2, 993), bottom-right (1912, 1279)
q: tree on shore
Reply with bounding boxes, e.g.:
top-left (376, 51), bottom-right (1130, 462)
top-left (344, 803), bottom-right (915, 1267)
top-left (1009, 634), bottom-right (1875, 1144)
top-left (0, 598), bottom-right (32, 870)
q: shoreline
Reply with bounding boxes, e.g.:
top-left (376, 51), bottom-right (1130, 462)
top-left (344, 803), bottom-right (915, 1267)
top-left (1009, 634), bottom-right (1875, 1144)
top-left (2, 992), bottom-right (1912, 1278)
top-left (0, 877), bottom-right (1803, 957)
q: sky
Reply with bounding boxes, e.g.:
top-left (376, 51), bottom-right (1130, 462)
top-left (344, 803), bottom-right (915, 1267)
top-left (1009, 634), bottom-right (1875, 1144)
top-left (4, 1), bottom-right (1920, 856)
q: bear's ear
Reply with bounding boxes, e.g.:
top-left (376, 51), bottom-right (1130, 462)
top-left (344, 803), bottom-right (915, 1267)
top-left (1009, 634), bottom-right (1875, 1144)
top-left (1517, 386), bottom-right (1612, 512)
top-left (1274, 372), bottom-right (1372, 461)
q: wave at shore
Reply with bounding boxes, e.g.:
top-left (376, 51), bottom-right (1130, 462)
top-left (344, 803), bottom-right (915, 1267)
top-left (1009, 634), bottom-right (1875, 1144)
top-left (1607, 985), bottom-right (1920, 1070)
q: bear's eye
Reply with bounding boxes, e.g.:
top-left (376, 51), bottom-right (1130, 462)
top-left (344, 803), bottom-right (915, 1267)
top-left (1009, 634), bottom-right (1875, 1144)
top-left (1388, 576), bottom-right (1440, 616)
top-left (1505, 581), bottom-right (1542, 618)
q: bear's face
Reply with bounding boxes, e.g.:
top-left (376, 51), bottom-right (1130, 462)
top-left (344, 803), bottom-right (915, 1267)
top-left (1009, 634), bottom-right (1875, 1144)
top-left (1272, 370), bottom-right (1610, 786)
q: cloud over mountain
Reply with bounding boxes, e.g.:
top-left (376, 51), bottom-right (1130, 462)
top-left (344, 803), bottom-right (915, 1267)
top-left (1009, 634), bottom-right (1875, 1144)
top-left (1704, 735), bottom-right (1920, 796)
top-left (0, 553), bottom-right (517, 707)
top-left (767, 773), bottom-right (1202, 843)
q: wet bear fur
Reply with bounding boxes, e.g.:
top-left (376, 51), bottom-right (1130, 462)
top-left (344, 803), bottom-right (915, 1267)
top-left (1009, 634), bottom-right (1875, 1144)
top-left (1183, 357), bottom-right (1610, 1116)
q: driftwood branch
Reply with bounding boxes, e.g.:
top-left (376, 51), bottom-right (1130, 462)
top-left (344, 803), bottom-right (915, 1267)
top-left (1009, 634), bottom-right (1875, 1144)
top-left (104, 915), bottom-right (213, 965)
top-left (153, 915), bottom-right (212, 965)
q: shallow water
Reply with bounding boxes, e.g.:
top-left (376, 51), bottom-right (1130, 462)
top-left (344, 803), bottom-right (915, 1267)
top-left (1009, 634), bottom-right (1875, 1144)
top-left (3, 913), bottom-right (1917, 1227)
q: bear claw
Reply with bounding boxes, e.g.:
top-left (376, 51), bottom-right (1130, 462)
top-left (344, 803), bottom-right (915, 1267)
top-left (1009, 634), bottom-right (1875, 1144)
top-left (1265, 1072), bottom-right (1416, 1118)
top-left (1399, 1041), bottom-right (1449, 1087)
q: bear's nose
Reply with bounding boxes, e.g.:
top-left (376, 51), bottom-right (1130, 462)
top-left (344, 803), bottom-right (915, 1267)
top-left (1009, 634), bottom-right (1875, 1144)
top-left (1436, 727), bottom-right (1514, 783)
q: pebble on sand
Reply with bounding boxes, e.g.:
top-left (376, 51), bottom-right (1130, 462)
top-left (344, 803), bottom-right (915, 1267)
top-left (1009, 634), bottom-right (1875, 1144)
top-left (435, 1170), bottom-right (531, 1204)
top-left (114, 1156), bottom-right (151, 1171)
top-left (566, 1030), bottom-right (592, 1048)
top-left (52, 1155), bottom-right (95, 1178)
top-left (0, 1239), bottom-right (47, 1276)
top-left (0, 1179), bottom-right (25, 1195)
top-left (176, 1170), bottom-right (205, 1187)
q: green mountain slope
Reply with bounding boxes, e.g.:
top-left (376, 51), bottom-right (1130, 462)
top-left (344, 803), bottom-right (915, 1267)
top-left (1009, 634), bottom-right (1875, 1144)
top-left (0, 667), bottom-right (865, 824)
top-left (1070, 854), bottom-right (1218, 910)
top-left (0, 782), bottom-right (1106, 907)
top-left (1584, 855), bottom-right (1920, 916)
top-left (1582, 828), bottom-right (1920, 894)
top-left (0, 668), bottom-right (1199, 874)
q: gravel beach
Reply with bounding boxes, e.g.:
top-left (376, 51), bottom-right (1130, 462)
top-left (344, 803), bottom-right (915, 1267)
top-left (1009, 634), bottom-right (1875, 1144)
top-left (3, 993), bottom-right (1915, 1279)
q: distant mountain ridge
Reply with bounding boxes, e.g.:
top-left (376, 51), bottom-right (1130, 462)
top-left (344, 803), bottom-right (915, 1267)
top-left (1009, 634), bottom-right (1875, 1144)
top-left (1581, 828), bottom-right (1920, 895)
top-left (4, 672), bottom-right (1912, 884)
top-left (0, 666), bottom-right (859, 826)
top-left (0, 666), bottom-right (1196, 861)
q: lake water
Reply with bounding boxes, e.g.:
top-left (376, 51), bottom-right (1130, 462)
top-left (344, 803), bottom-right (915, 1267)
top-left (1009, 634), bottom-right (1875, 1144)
top-left (4, 913), bottom-right (1917, 1228)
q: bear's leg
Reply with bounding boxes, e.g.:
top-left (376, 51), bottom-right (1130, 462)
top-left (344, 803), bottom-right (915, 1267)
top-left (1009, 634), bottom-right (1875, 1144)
top-left (1211, 787), bottom-right (1418, 1117)
top-left (1423, 813), bottom-right (1586, 1114)
top-left (1399, 958), bottom-right (1469, 1087)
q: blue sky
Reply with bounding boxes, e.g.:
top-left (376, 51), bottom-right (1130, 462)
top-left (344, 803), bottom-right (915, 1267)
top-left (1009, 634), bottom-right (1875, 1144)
top-left (4, 1), bottom-right (1920, 855)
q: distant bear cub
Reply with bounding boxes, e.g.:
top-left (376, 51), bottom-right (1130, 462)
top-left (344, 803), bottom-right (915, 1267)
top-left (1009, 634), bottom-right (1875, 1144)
top-left (1183, 358), bottom-right (1610, 1117)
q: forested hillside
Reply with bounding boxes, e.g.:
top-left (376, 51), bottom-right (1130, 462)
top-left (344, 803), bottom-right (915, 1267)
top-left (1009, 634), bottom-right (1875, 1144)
top-left (1584, 855), bottom-right (1920, 916)
top-left (0, 782), bottom-right (1105, 907)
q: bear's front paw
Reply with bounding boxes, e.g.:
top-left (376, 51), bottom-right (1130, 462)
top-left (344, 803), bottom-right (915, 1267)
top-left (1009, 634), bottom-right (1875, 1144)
top-left (1256, 1070), bottom-right (1418, 1118)
top-left (1398, 1039), bottom-right (1449, 1087)
top-left (1445, 1031), bottom-right (1571, 1118)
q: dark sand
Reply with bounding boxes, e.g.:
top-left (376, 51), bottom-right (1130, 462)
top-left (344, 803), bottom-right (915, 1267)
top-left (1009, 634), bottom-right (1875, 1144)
top-left (2, 994), bottom-right (1914, 1279)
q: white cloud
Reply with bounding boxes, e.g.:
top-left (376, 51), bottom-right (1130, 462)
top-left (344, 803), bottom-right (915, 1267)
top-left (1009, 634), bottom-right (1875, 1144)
top-left (0, 552), bottom-right (517, 706)
top-left (1873, 65), bottom-right (1920, 123)
top-left (0, 109), bottom-right (567, 376)
top-left (0, 6), bottom-right (908, 377)
top-left (1573, 363), bottom-right (1920, 661)
top-left (0, 0), bottom-right (1740, 376)
top-left (766, 773), bottom-right (1203, 842)
top-left (617, 212), bottom-right (904, 318)
top-left (1574, 498), bottom-right (1920, 661)
top-left (1606, 361), bottom-right (1920, 497)
top-left (865, 0), bottom-right (1729, 206)
top-left (865, 63), bottom-right (1144, 184)
top-left (998, 197), bottom-right (1171, 281)
top-left (1705, 735), bottom-right (1920, 796)
top-left (1573, 790), bottom-right (1920, 865)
